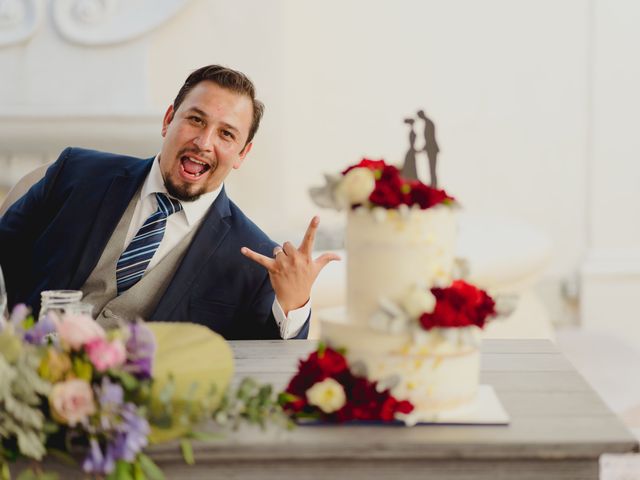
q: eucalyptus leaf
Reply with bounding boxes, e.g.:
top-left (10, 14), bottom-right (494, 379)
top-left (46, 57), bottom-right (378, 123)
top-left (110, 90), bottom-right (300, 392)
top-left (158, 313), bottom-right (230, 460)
top-left (180, 439), bottom-right (195, 466)
top-left (187, 430), bottom-right (224, 442)
top-left (138, 453), bottom-right (165, 480)
top-left (113, 460), bottom-right (134, 480)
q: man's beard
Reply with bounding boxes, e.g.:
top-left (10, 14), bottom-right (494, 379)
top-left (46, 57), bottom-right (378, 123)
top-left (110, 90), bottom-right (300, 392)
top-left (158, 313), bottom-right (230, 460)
top-left (164, 176), bottom-right (203, 202)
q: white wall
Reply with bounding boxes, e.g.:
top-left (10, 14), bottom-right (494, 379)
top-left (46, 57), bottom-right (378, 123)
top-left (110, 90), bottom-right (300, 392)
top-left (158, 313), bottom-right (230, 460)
top-left (580, 0), bottom-right (640, 344)
top-left (1, 0), bottom-right (640, 343)
top-left (279, 0), bottom-right (589, 278)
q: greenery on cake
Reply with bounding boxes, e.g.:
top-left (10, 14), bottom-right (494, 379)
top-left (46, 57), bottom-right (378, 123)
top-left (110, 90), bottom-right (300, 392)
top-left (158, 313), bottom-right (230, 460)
top-left (310, 158), bottom-right (456, 211)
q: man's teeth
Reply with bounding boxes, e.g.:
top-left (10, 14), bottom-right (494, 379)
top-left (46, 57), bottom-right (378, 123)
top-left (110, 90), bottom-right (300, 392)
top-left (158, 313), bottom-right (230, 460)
top-left (182, 156), bottom-right (209, 177)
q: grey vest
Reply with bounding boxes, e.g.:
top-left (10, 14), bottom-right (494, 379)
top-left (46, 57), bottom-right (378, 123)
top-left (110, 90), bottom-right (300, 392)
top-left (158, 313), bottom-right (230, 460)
top-left (81, 191), bottom-right (196, 329)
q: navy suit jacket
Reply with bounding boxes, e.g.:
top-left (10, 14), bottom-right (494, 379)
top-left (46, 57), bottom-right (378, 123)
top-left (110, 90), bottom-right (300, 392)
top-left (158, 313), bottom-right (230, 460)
top-left (0, 147), bottom-right (309, 340)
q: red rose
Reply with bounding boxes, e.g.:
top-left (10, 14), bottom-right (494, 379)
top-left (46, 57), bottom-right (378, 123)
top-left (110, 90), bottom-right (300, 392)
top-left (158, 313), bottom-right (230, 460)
top-left (406, 181), bottom-right (454, 209)
top-left (419, 280), bottom-right (496, 330)
top-left (342, 158), bottom-right (387, 175)
top-left (378, 165), bottom-right (403, 185)
top-left (367, 165), bottom-right (406, 208)
top-left (369, 182), bottom-right (404, 208)
top-left (283, 347), bottom-right (415, 423)
top-left (396, 399), bottom-right (414, 415)
top-left (285, 347), bottom-right (349, 397)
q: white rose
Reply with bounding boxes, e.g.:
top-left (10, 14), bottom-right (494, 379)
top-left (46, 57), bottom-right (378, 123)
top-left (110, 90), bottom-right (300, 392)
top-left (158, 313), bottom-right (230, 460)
top-left (306, 377), bottom-right (347, 413)
top-left (399, 286), bottom-right (436, 319)
top-left (334, 168), bottom-right (376, 208)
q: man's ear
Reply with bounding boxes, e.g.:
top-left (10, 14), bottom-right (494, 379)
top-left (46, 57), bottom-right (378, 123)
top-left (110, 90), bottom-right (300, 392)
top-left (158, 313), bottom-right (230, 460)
top-left (234, 142), bottom-right (253, 169)
top-left (161, 105), bottom-right (175, 137)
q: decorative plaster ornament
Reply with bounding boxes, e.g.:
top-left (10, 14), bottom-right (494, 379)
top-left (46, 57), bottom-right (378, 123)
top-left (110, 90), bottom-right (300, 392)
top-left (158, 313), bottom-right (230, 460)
top-left (51, 0), bottom-right (192, 46)
top-left (0, 0), bottom-right (44, 46)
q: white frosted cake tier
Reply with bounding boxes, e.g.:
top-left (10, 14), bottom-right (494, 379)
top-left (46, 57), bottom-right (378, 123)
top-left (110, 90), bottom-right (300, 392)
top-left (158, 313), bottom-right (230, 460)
top-left (346, 205), bottom-right (456, 328)
top-left (321, 314), bottom-right (481, 420)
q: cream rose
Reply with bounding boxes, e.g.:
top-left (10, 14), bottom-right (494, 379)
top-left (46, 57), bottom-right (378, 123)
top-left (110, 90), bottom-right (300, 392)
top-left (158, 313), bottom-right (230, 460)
top-left (334, 167), bottom-right (376, 208)
top-left (399, 285), bottom-right (436, 319)
top-left (49, 379), bottom-right (96, 426)
top-left (53, 313), bottom-right (106, 351)
top-left (306, 377), bottom-right (347, 413)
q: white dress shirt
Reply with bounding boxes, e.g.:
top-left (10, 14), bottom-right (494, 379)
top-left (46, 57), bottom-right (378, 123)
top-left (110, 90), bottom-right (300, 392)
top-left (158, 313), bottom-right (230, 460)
top-left (123, 156), bottom-right (310, 339)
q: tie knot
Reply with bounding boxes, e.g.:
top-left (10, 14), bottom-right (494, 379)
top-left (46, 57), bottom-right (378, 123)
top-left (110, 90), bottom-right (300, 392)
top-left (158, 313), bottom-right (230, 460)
top-left (155, 192), bottom-right (183, 217)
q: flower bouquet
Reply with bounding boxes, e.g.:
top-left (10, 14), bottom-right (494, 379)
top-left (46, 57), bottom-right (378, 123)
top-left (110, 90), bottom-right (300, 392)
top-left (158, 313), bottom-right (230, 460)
top-left (0, 306), bottom-right (285, 479)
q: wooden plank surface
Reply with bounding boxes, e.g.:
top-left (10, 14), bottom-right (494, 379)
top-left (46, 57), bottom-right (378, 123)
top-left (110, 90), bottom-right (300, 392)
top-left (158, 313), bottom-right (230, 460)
top-left (23, 339), bottom-right (639, 479)
top-left (213, 339), bottom-right (638, 462)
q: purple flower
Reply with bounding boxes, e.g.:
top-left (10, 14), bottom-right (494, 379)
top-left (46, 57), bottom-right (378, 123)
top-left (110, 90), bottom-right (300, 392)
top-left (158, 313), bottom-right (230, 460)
top-left (112, 404), bottom-right (150, 462)
top-left (124, 321), bottom-right (156, 379)
top-left (96, 377), bottom-right (124, 431)
top-left (82, 438), bottom-right (115, 475)
top-left (23, 313), bottom-right (57, 345)
top-left (9, 304), bottom-right (30, 326)
top-left (89, 377), bottom-right (150, 468)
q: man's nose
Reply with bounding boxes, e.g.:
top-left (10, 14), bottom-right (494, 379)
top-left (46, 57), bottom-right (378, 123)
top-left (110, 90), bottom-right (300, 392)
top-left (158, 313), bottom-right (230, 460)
top-left (193, 129), bottom-right (215, 151)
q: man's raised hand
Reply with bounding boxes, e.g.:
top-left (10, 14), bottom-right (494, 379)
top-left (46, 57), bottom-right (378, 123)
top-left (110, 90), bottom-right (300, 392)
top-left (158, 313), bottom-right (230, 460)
top-left (240, 216), bottom-right (340, 315)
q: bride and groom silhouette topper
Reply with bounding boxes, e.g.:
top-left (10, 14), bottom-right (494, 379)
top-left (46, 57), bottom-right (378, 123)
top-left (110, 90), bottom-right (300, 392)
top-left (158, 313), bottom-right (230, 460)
top-left (401, 109), bottom-right (440, 188)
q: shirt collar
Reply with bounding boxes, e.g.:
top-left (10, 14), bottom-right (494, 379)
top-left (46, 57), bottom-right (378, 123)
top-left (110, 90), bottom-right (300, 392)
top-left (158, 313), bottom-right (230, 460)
top-left (142, 155), bottom-right (223, 226)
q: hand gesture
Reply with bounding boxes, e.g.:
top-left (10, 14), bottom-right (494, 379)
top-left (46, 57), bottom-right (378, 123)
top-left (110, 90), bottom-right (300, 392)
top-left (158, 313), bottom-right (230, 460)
top-left (241, 216), bottom-right (340, 315)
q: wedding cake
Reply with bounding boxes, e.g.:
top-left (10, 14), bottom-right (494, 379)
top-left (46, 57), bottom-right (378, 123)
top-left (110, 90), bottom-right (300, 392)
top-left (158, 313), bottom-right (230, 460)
top-left (310, 159), bottom-right (496, 423)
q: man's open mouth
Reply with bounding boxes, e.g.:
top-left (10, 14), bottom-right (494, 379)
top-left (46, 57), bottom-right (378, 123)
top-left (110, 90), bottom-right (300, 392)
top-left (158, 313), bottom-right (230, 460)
top-left (180, 155), bottom-right (211, 178)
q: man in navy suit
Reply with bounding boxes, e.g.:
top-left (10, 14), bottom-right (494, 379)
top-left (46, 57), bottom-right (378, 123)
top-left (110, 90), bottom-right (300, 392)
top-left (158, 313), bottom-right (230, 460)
top-left (0, 65), bottom-right (338, 340)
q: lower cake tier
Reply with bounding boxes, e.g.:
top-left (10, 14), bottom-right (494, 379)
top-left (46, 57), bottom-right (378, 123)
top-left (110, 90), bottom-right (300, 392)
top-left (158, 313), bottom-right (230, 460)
top-left (321, 317), bottom-right (480, 423)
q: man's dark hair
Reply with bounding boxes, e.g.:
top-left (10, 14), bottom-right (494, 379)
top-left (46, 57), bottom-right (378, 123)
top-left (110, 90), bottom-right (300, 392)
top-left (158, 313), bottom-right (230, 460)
top-left (173, 65), bottom-right (265, 146)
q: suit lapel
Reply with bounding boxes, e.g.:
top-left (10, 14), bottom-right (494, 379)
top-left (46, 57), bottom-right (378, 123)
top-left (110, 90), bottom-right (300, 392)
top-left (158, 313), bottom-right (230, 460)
top-left (151, 187), bottom-right (232, 320)
top-left (69, 159), bottom-right (153, 289)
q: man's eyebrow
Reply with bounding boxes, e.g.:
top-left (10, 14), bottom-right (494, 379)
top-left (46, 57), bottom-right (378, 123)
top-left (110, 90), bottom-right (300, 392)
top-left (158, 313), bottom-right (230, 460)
top-left (220, 121), bottom-right (240, 134)
top-left (185, 107), bottom-right (240, 133)
top-left (185, 107), bottom-right (209, 118)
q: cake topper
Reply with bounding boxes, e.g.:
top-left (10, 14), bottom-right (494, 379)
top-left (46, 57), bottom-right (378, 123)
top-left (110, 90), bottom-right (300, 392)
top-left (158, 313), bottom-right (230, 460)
top-left (401, 109), bottom-right (440, 188)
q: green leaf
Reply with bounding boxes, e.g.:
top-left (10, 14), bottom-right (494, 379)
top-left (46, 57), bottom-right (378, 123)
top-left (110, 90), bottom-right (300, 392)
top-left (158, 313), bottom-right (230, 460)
top-left (15, 469), bottom-right (57, 480)
top-left (278, 392), bottom-right (298, 405)
top-left (111, 461), bottom-right (134, 480)
top-left (132, 461), bottom-right (145, 480)
top-left (187, 430), bottom-right (223, 442)
top-left (35, 473), bottom-right (58, 480)
top-left (109, 370), bottom-right (140, 392)
top-left (42, 422), bottom-right (59, 435)
top-left (1, 461), bottom-right (10, 480)
top-left (180, 439), bottom-right (195, 466)
top-left (71, 357), bottom-right (92, 382)
top-left (22, 316), bottom-right (35, 331)
top-left (138, 453), bottom-right (165, 480)
top-left (16, 468), bottom-right (38, 480)
top-left (46, 448), bottom-right (76, 467)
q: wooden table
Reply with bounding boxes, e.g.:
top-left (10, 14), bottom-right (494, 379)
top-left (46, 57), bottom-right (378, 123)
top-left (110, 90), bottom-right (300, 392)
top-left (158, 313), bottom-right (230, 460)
top-left (146, 339), bottom-right (639, 480)
top-left (25, 339), bottom-right (638, 479)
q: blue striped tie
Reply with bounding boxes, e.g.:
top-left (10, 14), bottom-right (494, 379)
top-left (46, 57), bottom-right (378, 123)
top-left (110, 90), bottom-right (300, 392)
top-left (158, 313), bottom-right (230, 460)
top-left (116, 192), bottom-right (183, 295)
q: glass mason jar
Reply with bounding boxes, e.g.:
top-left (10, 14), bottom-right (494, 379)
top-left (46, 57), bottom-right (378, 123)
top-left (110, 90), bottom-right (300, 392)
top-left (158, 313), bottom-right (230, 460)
top-left (39, 290), bottom-right (84, 320)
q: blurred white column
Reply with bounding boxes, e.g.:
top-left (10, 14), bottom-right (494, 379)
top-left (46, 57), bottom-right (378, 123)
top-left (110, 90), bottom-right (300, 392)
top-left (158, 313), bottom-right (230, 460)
top-left (580, 0), bottom-right (640, 347)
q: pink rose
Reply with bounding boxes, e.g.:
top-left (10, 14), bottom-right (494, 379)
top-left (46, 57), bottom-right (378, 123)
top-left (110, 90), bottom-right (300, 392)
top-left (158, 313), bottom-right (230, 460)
top-left (53, 313), bottom-right (105, 350)
top-left (49, 379), bottom-right (96, 426)
top-left (85, 338), bottom-right (126, 372)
